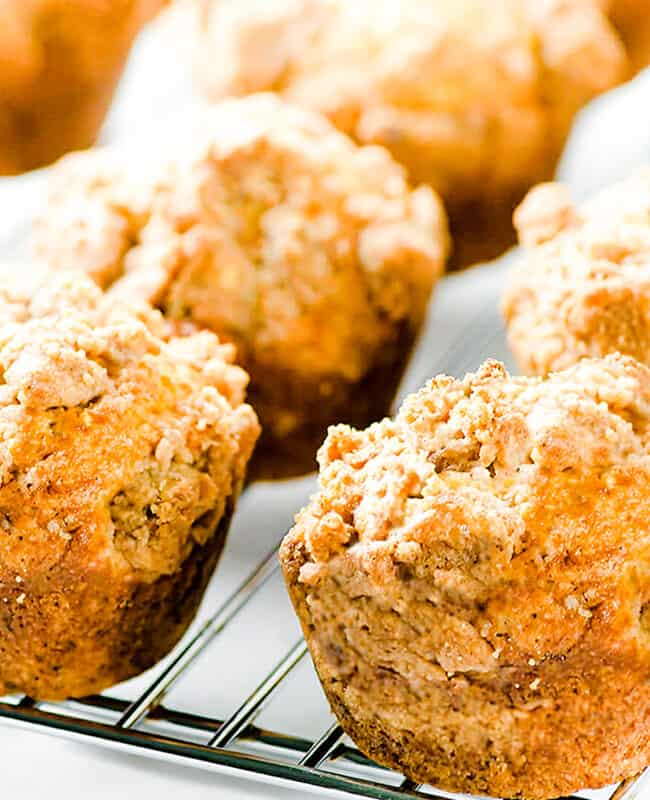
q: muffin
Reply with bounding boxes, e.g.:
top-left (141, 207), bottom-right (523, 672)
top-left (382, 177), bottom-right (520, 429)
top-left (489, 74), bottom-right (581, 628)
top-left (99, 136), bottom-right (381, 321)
top-left (0, 269), bottom-right (259, 699)
top-left (604, 0), bottom-right (650, 71)
top-left (0, 0), bottom-right (164, 175)
top-left (34, 94), bottom-right (448, 479)
top-left (281, 356), bottom-right (650, 799)
top-left (186, 0), bottom-right (628, 268)
top-left (502, 170), bottom-right (650, 377)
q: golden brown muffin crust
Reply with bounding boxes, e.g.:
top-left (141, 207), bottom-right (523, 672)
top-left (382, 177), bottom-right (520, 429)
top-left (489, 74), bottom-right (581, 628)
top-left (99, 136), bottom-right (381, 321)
top-left (503, 169), bottom-right (650, 376)
top-left (281, 356), bottom-right (650, 798)
top-left (35, 94), bottom-right (448, 477)
top-left (0, 270), bottom-right (259, 698)
top-left (187, 0), bottom-right (629, 267)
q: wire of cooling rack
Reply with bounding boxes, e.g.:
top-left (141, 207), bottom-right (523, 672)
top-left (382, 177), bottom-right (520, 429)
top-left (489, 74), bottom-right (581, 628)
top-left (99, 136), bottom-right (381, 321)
top-left (0, 542), bottom-right (647, 800)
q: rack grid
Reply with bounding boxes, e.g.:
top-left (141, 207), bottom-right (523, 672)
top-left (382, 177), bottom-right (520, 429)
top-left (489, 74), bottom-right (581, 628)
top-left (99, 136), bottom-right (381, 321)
top-left (0, 545), bottom-right (647, 800)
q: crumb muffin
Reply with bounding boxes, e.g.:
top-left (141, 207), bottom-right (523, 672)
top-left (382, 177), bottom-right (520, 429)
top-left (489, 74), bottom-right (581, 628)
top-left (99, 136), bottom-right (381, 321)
top-left (34, 94), bottom-right (448, 480)
top-left (503, 170), bottom-right (650, 377)
top-left (281, 356), bottom-right (650, 799)
top-left (0, 269), bottom-right (259, 699)
top-left (186, 0), bottom-right (628, 268)
top-left (0, 0), bottom-right (164, 175)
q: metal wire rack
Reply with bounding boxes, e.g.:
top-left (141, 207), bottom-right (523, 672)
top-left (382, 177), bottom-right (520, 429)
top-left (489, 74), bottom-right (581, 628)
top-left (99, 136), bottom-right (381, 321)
top-left (1, 180), bottom-right (649, 800)
top-left (0, 541), bottom-right (648, 800)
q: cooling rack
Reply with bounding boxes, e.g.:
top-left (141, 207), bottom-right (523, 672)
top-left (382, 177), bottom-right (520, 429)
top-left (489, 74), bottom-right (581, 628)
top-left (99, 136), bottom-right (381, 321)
top-left (1, 178), bottom-right (649, 800)
top-left (0, 541), bottom-right (647, 800)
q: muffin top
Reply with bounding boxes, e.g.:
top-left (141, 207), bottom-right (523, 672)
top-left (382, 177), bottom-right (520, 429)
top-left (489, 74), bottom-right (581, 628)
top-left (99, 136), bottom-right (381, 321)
top-left (503, 170), bottom-right (650, 375)
top-left (0, 269), bottom-right (259, 584)
top-left (187, 0), bottom-right (627, 198)
top-left (290, 356), bottom-right (650, 666)
top-left (35, 93), bottom-right (448, 385)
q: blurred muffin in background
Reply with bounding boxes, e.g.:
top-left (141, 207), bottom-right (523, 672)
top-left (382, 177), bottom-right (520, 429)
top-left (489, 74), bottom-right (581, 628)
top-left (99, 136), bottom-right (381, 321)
top-left (603, 0), bottom-right (650, 72)
top-left (0, 0), bottom-right (165, 175)
top-left (34, 93), bottom-right (449, 480)
top-left (185, 0), bottom-right (629, 269)
top-left (281, 354), bottom-right (650, 798)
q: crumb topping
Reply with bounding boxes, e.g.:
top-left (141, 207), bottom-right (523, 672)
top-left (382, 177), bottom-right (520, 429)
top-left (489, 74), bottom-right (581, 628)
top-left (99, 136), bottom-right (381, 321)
top-left (287, 355), bottom-right (650, 666)
top-left (0, 270), bottom-right (259, 580)
top-left (503, 169), bottom-right (650, 375)
top-left (35, 93), bottom-right (448, 384)
top-left (298, 355), bottom-right (650, 563)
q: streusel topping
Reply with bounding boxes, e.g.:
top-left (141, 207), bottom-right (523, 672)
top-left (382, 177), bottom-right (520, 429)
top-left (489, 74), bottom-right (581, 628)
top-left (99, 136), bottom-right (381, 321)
top-left (503, 169), bottom-right (650, 374)
top-left (36, 93), bottom-right (448, 384)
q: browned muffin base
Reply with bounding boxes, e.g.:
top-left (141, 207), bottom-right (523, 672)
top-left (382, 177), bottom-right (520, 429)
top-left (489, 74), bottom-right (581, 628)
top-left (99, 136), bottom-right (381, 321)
top-left (248, 325), bottom-right (416, 480)
top-left (281, 533), bottom-right (650, 800)
top-left (325, 679), bottom-right (649, 800)
top-left (0, 508), bottom-right (231, 700)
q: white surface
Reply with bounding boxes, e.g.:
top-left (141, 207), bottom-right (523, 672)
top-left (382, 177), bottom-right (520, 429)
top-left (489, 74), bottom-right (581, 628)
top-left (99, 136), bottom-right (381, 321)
top-left (0, 14), bottom-right (649, 800)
